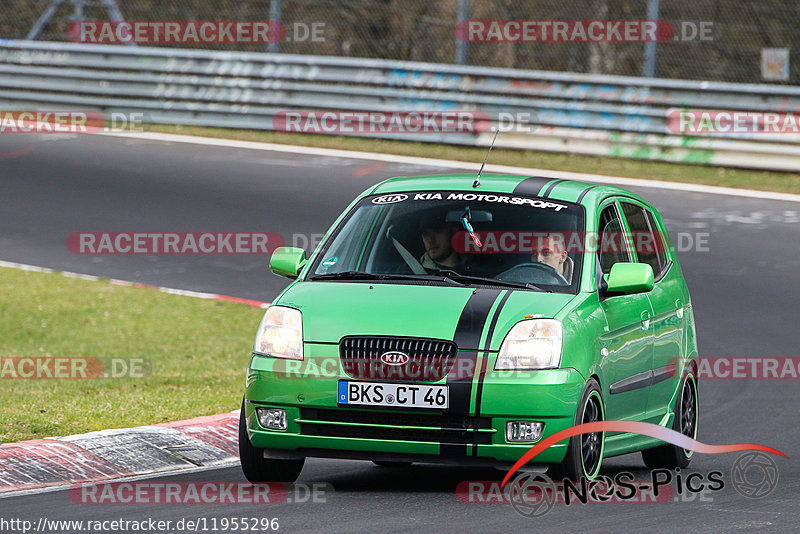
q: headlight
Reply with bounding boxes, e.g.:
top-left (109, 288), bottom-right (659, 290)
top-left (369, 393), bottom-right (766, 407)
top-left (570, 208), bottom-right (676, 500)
top-left (495, 319), bottom-right (562, 370)
top-left (253, 306), bottom-right (303, 360)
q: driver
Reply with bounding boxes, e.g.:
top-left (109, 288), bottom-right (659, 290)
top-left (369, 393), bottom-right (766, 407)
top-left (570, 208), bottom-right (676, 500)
top-left (532, 234), bottom-right (573, 283)
top-left (418, 212), bottom-right (467, 273)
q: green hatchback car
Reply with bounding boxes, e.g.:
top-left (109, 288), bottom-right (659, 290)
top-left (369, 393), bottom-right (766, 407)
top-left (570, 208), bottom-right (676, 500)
top-left (240, 174), bottom-right (699, 482)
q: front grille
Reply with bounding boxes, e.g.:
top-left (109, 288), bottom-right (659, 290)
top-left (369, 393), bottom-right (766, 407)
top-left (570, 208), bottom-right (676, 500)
top-left (300, 408), bottom-right (492, 445)
top-left (340, 336), bottom-right (457, 381)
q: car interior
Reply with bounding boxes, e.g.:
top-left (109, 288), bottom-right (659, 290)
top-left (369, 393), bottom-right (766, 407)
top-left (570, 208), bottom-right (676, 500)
top-left (359, 202), bottom-right (580, 287)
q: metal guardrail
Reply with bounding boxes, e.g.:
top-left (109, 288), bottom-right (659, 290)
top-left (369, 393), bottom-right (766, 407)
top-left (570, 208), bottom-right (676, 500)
top-left (1, 40), bottom-right (799, 171)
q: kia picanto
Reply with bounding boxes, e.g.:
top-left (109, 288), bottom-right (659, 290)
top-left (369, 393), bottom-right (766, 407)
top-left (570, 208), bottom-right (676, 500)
top-left (239, 174), bottom-right (700, 483)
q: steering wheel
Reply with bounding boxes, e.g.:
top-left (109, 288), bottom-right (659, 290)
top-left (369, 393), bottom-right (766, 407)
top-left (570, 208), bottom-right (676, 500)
top-left (496, 262), bottom-right (568, 285)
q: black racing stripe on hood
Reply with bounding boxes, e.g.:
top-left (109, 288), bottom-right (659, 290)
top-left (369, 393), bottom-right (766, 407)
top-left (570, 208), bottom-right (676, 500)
top-left (512, 176), bottom-right (555, 197)
top-left (452, 289), bottom-right (502, 352)
top-left (441, 288), bottom-right (502, 458)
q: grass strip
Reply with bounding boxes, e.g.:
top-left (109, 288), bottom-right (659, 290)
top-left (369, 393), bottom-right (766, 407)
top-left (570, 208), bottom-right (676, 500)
top-left (0, 267), bottom-right (263, 443)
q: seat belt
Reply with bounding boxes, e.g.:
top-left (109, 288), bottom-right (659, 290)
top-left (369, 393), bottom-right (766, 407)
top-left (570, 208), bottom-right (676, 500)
top-left (391, 236), bottom-right (427, 275)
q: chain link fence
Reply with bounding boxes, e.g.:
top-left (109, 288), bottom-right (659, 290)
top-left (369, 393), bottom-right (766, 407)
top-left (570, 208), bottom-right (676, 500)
top-left (1, 0), bottom-right (797, 84)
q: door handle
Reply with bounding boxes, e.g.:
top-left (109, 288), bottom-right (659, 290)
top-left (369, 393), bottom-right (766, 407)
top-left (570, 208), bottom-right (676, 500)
top-left (640, 310), bottom-right (651, 330)
top-left (675, 299), bottom-right (684, 319)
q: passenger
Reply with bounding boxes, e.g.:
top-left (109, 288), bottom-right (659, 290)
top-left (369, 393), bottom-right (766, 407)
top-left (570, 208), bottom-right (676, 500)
top-left (532, 234), bottom-right (573, 283)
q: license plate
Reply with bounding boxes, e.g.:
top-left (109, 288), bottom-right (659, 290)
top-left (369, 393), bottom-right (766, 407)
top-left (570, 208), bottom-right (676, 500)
top-left (338, 381), bottom-right (449, 409)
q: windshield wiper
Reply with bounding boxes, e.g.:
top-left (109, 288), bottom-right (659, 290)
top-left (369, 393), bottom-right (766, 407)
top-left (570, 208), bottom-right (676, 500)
top-left (309, 271), bottom-right (382, 281)
top-left (309, 271), bottom-right (466, 286)
top-left (433, 270), bottom-right (545, 292)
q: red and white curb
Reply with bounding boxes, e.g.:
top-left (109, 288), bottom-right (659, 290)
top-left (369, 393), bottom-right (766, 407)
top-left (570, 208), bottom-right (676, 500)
top-left (0, 260), bottom-right (271, 309)
top-left (0, 412), bottom-right (240, 496)
top-left (0, 260), bottom-right (271, 495)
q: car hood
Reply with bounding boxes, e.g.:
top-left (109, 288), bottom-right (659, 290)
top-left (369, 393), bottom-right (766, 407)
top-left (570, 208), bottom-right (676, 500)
top-left (275, 281), bottom-right (577, 350)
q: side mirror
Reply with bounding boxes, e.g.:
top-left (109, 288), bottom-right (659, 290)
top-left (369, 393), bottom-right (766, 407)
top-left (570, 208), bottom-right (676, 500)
top-left (269, 247), bottom-right (307, 279)
top-left (605, 263), bottom-right (654, 296)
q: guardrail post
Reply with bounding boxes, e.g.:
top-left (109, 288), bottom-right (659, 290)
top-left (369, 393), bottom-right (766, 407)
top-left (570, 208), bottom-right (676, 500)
top-left (643, 0), bottom-right (660, 77)
top-left (455, 0), bottom-right (469, 65)
top-left (269, 0), bottom-right (283, 53)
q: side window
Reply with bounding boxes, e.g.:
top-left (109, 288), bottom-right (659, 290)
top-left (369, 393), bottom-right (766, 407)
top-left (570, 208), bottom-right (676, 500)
top-left (644, 209), bottom-right (670, 272)
top-left (597, 204), bottom-right (631, 276)
top-left (620, 202), bottom-right (668, 278)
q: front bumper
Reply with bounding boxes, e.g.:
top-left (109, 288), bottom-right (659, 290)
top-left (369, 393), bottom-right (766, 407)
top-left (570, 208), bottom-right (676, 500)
top-left (244, 344), bottom-right (585, 464)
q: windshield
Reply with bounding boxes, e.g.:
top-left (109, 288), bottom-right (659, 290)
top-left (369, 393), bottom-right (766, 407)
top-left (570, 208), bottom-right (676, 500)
top-left (308, 190), bottom-right (584, 293)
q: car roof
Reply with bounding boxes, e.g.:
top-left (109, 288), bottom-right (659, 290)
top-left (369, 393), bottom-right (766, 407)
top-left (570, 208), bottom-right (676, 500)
top-left (369, 174), bottom-right (648, 207)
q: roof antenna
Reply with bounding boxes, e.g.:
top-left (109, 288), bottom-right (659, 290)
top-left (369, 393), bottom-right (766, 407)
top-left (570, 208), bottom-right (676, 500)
top-left (473, 130), bottom-right (498, 188)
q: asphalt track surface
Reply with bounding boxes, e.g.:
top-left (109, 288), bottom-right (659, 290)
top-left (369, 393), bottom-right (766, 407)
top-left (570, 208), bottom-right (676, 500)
top-left (1, 133), bottom-right (799, 532)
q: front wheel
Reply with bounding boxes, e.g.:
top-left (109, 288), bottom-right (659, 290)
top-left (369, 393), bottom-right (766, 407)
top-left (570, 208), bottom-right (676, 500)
top-left (642, 368), bottom-right (698, 469)
top-left (549, 378), bottom-right (604, 481)
top-left (239, 401), bottom-right (304, 483)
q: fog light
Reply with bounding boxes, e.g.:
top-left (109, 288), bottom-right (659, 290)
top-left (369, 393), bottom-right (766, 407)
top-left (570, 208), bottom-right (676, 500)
top-left (257, 408), bottom-right (287, 430)
top-left (506, 421), bottom-right (544, 442)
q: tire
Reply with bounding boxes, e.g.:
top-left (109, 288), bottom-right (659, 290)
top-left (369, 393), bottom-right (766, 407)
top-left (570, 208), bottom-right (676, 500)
top-left (641, 368), bottom-right (698, 470)
top-left (549, 378), bottom-right (604, 481)
top-left (238, 401), bottom-right (305, 483)
top-left (372, 461), bottom-right (413, 468)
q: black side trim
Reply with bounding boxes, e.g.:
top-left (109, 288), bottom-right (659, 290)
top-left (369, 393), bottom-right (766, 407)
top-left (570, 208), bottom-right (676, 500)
top-left (610, 364), bottom-right (679, 395)
top-left (609, 370), bottom-right (653, 395)
top-left (652, 364), bottom-right (677, 385)
top-left (542, 179), bottom-right (567, 197)
top-left (512, 176), bottom-right (555, 196)
top-left (576, 185), bottom-right (599, 203)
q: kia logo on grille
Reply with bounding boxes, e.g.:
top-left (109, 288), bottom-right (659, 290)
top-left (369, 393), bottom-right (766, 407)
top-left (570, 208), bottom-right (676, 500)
top-left (380, 351), bottom-right (410, 366)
